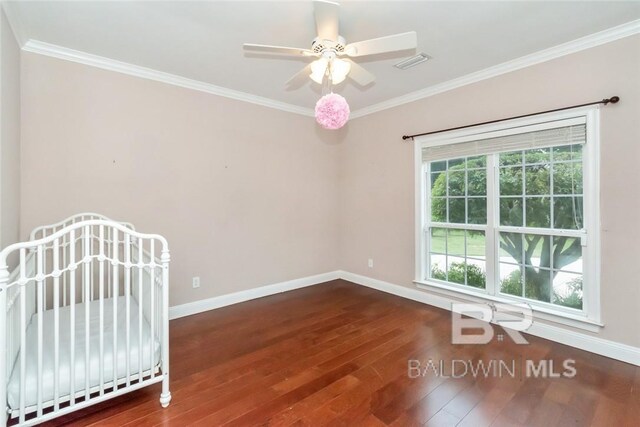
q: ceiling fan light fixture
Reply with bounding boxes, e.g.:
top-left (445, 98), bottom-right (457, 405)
top-left (329, 58), bottom-right (351, 84)
top-left (310, 58), bottom-right (329, 84)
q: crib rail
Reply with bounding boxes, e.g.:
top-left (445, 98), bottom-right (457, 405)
top-left (0, 219), bottom-right (171, 426)
top-left (29, 212), bottom-right (135, 241)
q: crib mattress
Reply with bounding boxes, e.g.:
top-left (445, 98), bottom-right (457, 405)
top-left (7, 296), bottom-right (161, 410)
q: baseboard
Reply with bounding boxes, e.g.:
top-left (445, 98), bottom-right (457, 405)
top-left (338, 271), bottom-right (640, 367)
top-left (168, 271), bottom-right (342, 320)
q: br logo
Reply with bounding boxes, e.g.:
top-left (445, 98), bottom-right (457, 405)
top-left (451, 302), bottom-right (533, 345)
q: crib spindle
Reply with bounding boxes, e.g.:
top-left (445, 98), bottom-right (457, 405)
top-left (42, 230), bottom-right (47, 311)
top-left (138, 241), bottom-right (144, 382)
top-left (19, 249), bottom-right (26, 424)
top-left (53, 238), bottom-right (61, 411)
top-left (63, 232), bottom-right (67, 307)
top-left (99, 225), bottom-right (105, 396)
top-left (69, 228), bottom-right (76, 406)
top-left (112, 228), bottom-right (119, 391)
top-left (84, 226), bottom-right (91, 401)
top-left (90, 228), bottom-right (95, 302)
top-left (81, 229), bottom-right (86, 304)
top-left (124, 234), bottom-right (131, 387)
top-left (36, 245), bottom-right (44, 417)
top-left (107, 228), bottom-right (112, 299)
top-left (149, 240), bottom-right (155, 380)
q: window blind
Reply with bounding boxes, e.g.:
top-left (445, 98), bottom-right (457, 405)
top-left (422, 123), bottom-right (586, 162)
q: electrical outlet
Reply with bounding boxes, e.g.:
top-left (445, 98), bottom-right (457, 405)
top-left (192, 276), bottom-right (201, 289)
top-left (368, 259), bottom-right (374, 268)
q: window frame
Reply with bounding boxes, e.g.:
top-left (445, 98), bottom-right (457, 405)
top-left (414, 107), bottom-right (601, 329)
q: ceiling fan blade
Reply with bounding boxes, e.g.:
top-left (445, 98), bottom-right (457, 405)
top-left (285, 64), bottom-right (312, 88)
top-left (344, 59), bottom-right (375, 86)
top-left (343, 31), bottom-right (417, 57)
top-left (314, 0), bottom-right (339, 41)
top-left (243, 43), bottom-right (314, 56)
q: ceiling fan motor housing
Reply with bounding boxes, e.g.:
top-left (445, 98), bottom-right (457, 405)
top-left (312, 36), bottom-right (346, 54)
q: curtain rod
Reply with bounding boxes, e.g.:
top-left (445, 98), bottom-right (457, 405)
top-left (402, 96), bottom-right (620, 141)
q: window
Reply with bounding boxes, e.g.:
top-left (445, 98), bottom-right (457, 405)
top-left (415, 109), bottom-right (600, 324)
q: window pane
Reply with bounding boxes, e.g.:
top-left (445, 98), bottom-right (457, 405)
top-left (467, 156), bottom-right (486, 169)
top-left (499, 232), bottom-right (523, 265)
top-left (525, 165), bottom-right (550, 195)
top-left (553, 196), bottom-right (583, 229)
top-left (552, 272), bottom-right (583, 309)
top-left (447, 256), bottom-right (466, 285)
top-left (500, 265), bottom-right (523, 297)
top-left (447, 229), bottom-right (465, 257)
top-left (431, 172), bottom-right (446, 191)
top-left (499, 166), bottom-right (522, 196)
top-left (430, 228), bottom-right (447, 254)
top-left (466, 260), bottom-right (486, 289)
top-left (431, 198), bottom-right (446, 222)
top-left (428, 229), bottom-right (486, 289)
top-left (449, 198), bottom-right (466, 223)
top-left (500, 197), bottom-right (523, 226)
top-left (430, 254), bottom-right (447, 281)
top-left (467, 198), bottom-right (487, 224)
top-left (552, 144), bottom-right (582, 162)
top-left (553, 236), bottom-right (582, 273)
top-left (467, 170), bottom-right (486, 196)
top-left (448, 171), bottom-right (465, 196)
top-left (525, 197), bottom-right (551, 228)
top-left (523, 234), bottom-right (550, 268)
top-left (500, 151), bottom-right (522, 166)
top-left (448, 158), bottom-right (465, 168)
top-left (466, 230), bottom-right (485, 259)
top-left (431, 160), bottom-right (447, 172)
top-left (524, 147), bottom-right (550, 164)
top-left (524, 267), bottom-right (551, 303)
top-left (553, 162), bottom-right (583, 195)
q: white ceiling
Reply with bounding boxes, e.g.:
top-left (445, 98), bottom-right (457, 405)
top-left (7, 1), bottom-right (640, 112)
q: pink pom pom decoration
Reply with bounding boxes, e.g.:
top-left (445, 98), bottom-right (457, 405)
top-left (315, 93), bottom-right (350, 130)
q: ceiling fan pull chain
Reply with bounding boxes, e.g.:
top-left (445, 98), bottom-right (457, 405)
top-left (323, 69), bottom-right (332, 95)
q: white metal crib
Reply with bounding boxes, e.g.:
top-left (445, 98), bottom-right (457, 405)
top-left (0, 213), bottom-right (171, 426)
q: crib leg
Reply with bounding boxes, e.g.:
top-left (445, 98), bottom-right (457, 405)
top-left (159, 376), bottom-right (171, 408)
top-left (0, 266), bottom-right (8, 427)
top-left (159, 250), bottom-right (171, 409)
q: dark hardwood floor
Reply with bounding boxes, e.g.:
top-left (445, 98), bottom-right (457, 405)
top-left (44, 280), bottom-right (639, 426)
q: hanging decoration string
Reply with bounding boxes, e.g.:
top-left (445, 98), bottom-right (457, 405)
top-left (315, 59), bottom-right (350, 130)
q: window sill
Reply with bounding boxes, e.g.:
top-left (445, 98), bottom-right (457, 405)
top-left (414, 279), bottom-right (604, 333)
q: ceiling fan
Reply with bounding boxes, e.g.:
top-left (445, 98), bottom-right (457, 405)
top-left (243, 0), bottom-right (417, 87)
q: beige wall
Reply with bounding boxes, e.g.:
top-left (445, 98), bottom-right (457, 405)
top-left (18, 33), bottom-right (640, 347)
top-left (0, 8), bottom-right (21, 261)
top-left (20, 52), bottom-right (344, 306)
top-left (339, 35), bottom-right (640, 347)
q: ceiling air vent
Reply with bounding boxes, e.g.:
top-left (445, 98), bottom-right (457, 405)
top-left (394, 53), bottom-right (430, 70)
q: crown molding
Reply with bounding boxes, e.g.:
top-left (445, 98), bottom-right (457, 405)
top-left (349, 19), bottom-right (640, 119)
top-left (14, 17), bottom-right (640, 121)
top-left (22, 40), bottom-right (315, 118)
